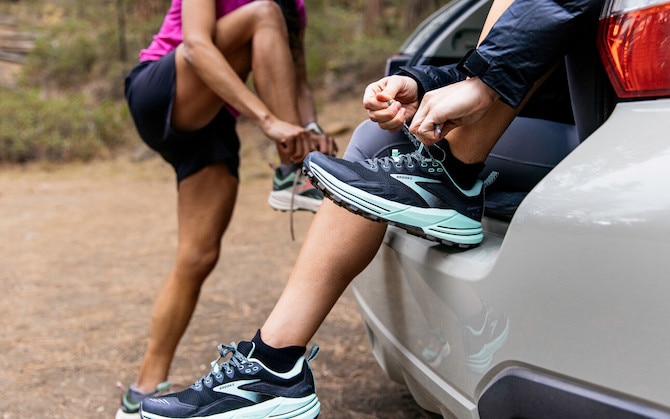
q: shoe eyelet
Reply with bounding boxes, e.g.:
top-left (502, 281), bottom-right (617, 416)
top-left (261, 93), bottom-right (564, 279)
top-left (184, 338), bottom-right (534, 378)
top-left (252, 366), bottom-right (260, 371)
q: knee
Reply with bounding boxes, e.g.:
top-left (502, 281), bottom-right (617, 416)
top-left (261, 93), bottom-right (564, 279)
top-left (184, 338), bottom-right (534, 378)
top-left (251, 1), bottom-right (287, 31)
top-left (176, 242), bottom-right (221, 280)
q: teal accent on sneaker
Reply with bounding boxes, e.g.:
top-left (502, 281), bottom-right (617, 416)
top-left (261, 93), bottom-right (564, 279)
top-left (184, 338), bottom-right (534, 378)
top-left (116, 381), bottom-right (170, 418)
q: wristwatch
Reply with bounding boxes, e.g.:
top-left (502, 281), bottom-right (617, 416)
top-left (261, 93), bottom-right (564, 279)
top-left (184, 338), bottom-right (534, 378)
top-left (305, 121), bottom-right (324, 135)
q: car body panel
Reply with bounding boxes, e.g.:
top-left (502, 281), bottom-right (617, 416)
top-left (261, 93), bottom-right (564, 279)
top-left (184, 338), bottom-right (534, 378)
top-left (354, 97), bottom-right (670, 416)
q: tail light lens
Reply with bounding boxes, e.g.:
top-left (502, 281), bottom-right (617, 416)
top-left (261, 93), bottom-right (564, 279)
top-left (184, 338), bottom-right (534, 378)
top-left (598, 0), bottom-right (670, 99)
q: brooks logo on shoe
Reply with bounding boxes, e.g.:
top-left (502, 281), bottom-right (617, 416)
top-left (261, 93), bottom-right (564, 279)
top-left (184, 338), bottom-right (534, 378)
top-left (213, 379), bottom-right (263, 402)
top-left (390, 174), bottom-right (443, 207)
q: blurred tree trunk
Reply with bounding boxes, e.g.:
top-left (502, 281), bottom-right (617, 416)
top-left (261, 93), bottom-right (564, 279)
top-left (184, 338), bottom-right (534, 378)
top-left (364, 0), bottom-right (382, 34)
top-left (117, 0), bottom-right (128, 63)
top-left (364, 0), bottom-right (442, 35)
top-left (403, 0), bottom-right (441, 31)
top-left (134, 0), bottom-right (167, 18)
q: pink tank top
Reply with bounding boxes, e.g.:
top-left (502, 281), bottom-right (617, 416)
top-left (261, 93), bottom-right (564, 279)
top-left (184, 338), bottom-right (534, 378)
top-left (139, 0), bottom-right (306, 62)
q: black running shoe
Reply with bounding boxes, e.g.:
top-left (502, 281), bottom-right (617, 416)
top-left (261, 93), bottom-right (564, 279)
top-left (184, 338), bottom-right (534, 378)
top-left (139, 342), bottom-right (320, 419)
top-left (303, 146), bottom-right (496, 248)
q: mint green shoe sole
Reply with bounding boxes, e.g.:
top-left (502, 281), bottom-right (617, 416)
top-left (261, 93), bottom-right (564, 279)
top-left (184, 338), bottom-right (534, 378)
top-left (305, 162), bottom-right (483, 248)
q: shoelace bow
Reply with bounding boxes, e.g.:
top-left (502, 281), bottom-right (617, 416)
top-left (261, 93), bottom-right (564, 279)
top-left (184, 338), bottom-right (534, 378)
top-left (194, 343), bottom-right (255, 389)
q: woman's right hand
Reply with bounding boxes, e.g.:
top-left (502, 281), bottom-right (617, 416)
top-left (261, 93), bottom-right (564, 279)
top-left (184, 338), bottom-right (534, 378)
top-left (262, 118), bottom-right (312, 163)
top-left (363, 75), bottom-right (420, 132)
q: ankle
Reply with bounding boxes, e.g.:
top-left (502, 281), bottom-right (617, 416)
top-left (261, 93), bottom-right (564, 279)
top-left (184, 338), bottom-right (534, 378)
top-left (251, 329), bottom-right (306, 372)
top-left (432, 140), bottom-right (484, 189)
top-left (134, 378), bottom-right (169, 394)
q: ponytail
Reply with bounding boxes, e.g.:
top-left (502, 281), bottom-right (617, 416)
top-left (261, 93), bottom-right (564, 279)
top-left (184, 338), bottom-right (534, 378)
top-left (274, 0), bottom-right (301, 56)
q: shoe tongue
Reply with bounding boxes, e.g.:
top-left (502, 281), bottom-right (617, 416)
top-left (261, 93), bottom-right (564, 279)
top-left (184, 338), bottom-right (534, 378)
top-left (236, 341), bottom-right (254, 357)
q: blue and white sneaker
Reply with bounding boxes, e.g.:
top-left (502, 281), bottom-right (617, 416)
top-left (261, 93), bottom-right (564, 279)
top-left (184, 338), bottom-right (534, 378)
top-left (140, 341), bottom-right (320, 419)
top-left (268, 165), bottom-right (323, 213)
top-left (303, 145), bottom-right (496, 248)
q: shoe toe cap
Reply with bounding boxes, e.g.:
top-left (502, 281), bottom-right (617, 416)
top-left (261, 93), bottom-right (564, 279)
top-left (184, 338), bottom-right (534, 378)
top-left (304, 152), bottom-right (363, 183)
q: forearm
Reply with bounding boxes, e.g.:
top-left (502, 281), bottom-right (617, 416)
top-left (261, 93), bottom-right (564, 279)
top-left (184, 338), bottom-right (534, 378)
top-left (183, 39), bottom-right (274, 127)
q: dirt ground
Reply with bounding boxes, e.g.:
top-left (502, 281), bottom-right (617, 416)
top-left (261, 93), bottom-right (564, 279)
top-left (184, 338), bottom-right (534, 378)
top-left (0, 95), bottom-right (441, 418)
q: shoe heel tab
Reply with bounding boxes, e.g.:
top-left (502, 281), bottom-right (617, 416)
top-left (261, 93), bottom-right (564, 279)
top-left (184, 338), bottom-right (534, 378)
top-left (307, 344), bottom-right (320, 363)
top-left (156, 381), bottom-right (170, 393)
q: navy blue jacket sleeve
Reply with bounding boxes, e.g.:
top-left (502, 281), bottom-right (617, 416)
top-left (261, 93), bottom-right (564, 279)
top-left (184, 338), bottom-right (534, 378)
top-left (472, 0), bottom-right (604, 107)
top-left (399, 0), bottom-right (604, 108)
top-left (396, 64), bottom-right (465, 103)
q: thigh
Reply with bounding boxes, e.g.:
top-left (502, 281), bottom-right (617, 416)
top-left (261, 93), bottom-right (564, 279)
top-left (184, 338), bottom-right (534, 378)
top-left (177, 163), bottom-right (239, 251)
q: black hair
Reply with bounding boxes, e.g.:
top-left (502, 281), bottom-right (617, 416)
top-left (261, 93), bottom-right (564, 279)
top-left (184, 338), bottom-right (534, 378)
top-left (273, 0), bottom-right (301, 57)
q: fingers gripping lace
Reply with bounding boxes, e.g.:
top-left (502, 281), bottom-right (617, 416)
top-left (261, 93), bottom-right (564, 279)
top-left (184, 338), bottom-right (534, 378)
top-left (194, 343), bottom-right (257, 389)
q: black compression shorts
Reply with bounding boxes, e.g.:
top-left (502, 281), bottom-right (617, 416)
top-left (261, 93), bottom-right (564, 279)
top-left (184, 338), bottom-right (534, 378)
top-left (124, 50), bottom-right (240, 182)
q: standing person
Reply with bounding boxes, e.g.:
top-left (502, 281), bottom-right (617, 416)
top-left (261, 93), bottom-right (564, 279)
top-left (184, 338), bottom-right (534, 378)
top-left (137, 0), bottom-right (605, 417)
top-left (266, 1), bottom-right (331, 214)
top-left (116, 1), bottom-right (335, 418)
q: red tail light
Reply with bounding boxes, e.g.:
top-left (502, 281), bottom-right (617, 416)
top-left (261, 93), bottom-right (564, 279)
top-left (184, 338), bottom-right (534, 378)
top-left (598, 0), bottom-right (670, 99)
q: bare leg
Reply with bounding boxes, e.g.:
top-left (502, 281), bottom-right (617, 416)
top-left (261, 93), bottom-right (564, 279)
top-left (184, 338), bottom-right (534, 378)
top-left (172, 1), bottom-right (302, 132)
top-left (260, 200), bottom-right (387, 348)
top-left (134, 2), bottom-right (306, 392)
top-left (446, 101), bottom-right (519, 163)
top-left (135, 164), bottom-right (238, 392)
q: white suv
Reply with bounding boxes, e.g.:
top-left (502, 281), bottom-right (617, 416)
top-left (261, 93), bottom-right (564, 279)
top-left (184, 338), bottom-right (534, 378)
top-left (353, 0), bottom-right (670, 417)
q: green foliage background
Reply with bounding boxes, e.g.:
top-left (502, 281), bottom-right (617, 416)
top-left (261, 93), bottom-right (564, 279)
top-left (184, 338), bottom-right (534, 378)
top-left (0, 0), bottom-right (434, 163)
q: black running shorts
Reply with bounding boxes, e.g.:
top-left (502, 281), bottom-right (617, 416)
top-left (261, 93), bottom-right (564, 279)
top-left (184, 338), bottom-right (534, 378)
top-left (124, 50), bottom-right (240, 182)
